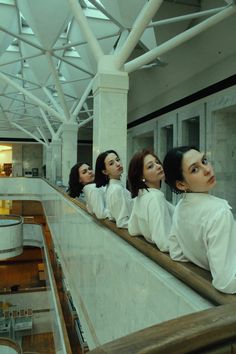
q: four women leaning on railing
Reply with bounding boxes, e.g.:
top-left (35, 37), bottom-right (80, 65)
top-left (67, 146), bottom-right (236, 294)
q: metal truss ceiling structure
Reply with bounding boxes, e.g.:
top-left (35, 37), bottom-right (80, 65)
top-left (0, 0), bottom-right (235, 144)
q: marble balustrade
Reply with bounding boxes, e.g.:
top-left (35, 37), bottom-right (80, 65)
top-left (0, 178), bottom-right (213, 350)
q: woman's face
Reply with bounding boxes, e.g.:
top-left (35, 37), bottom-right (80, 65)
top-left (143, 154), bottom-right (164, 189)
top-left (177, 149), bottom-right (216, 193)
top-left (79, 164), bottom-right (94, 185)
top-left (103, 152), bottom-right (123, 180)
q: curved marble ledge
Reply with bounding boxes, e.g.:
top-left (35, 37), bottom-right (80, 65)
top-left (0, 338), bottom-right (21, 354)
top-left (0, 215), bottom-right (23, 260)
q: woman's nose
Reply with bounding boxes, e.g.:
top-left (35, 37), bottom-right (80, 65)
top-left (203, 165), bottom-right (211, 175)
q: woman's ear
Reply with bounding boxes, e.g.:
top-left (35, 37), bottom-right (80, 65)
top-left (176, 180), bottom-right (188, 192)
top-left (102, 169), bottom-right (108, 176)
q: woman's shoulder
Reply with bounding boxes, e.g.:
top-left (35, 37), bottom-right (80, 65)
top-left (138, 188), bottom-right (165, 199)
top-left (182, 193), bottom-right (232, 213)
top-left (83, 183), bottom-right (95, 191)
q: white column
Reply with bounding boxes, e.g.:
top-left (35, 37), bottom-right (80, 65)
top-left (61, 123), bottom-right (78, 186)
top-left (51, 139), bottom-right (62, 184)
top-left (93, 61), bottom-right (129, 174)
top-left (45, 145), bottom-right (52, 181)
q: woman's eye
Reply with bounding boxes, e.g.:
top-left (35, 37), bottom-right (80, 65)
top-left (202, 158), bottom-right (208, 165)
top-left (191, 167), bottom-right (198, 173)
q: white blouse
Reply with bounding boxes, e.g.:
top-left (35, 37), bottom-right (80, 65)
top-left (106, 179), bottom-right (133, 228)
top-left (83, 183), bottom-right (109, 219)
top-left (128, 188), bottom-right (174, 252)
top-left (169, 192), bottom-right (236, 294)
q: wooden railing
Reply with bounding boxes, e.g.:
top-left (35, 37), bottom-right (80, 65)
top-left (88, 302), bottom-right (236, 354)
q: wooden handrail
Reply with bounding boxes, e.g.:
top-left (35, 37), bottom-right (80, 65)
top-left (88, 302), bottom-right (236, 354)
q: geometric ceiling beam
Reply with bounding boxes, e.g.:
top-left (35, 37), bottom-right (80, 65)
top-left (37, 126), bottom-right (49, 147)
top-left (45, 51), bottom-right (70, 121)
top-left (52, 52), bottom-right (93, 76)
top-left (148, 5), bottom-right (228, 28)
top-left (11, 122), bottom-right (48, 146)
top-left (114, 0), bottom-right (163, 70)
top-left (124, 3), bottom-right (236, 74)
top-left (5, 72), bottom-right (41, 90)
top-left (0, 71), bottom-right (65, 122)
top-left (43, 87), bottom-right (64, 115)
top-left (88, 0), bottom-right (125, 30)
top-left (1, 94), bottom-right (37, 106)
top-left (114, 30), bottom-right (130, 53)
top-left (39, 108), bottom-right (56, 139)
top-left (0, 53), bottom-right (44, 68)
top-left (3, 110), bottom-right (36, 118)
top-left (68, 0), bottom-right (104, 62)
top-left (82, 102), bottom-right (92, 117)
top-left (77, 115), bottom-right (93, 129)
top-left (55, 123), bottom-right (63, 139)
top-left (71, 78), bottom-right (94, 119)
top-left (53, 31), bottom-right (120, 52)
top-left (0, 25), bottom-right (43, 51)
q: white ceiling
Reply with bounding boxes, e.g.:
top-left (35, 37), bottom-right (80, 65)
top-left (0, 0), bottom-right (234, 143)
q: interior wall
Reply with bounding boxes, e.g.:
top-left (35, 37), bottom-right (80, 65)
top-left (12, 144), bottom-right (43, 177)
top-left (0, 150), bottom-right (12, 164)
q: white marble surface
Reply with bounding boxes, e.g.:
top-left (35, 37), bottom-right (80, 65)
top-left (0, 178), bottom-right (213, 350)
top-left (0, 216), bottom-right (23, 260)
top-left (23, 224), bottom-right (43, 248)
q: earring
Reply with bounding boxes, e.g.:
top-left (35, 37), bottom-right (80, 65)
top-left (142, 178), bottom-right (145, 182)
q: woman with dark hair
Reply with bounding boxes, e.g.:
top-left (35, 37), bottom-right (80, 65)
top-left (94, 150), bottom-right (133, 228)
top-left (67, 163), bottom-right (108, 219)
top-left (128, 150), bottom-right (174, 252)
top-left (163, 146), bottom-right (236, 294)
top-left (67, 163), bottom-right (94, 198)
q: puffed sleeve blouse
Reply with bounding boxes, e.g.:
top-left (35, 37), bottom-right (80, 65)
top-left (128, 188), bottom-right (174, 252)
top-left (83, 183), bottom-right (109, 219)
top-left (105, 179), bottom-right (133, 228)
top-left (169, 192), bottom-right (236, 294)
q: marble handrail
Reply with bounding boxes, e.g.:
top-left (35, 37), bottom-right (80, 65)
top-left (62, 193), bottom-right (236, 306)
top-left (1, 177), bottom-right (235, 305)
top-left (1, 177), bottom-right (236, 350)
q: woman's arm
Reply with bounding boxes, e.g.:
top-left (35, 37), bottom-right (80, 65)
top-left (109, 186), bottom-right (132, 228)
top-left (206, 208), bottom-right (236, 294)
top-left (147, 194), bottom-right (173, 252)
